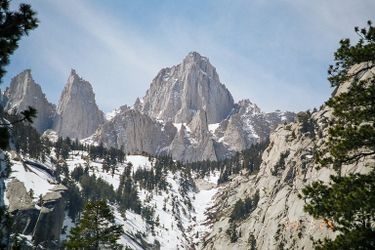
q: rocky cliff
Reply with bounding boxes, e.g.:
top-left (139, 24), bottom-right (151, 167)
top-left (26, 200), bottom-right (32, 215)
top-left (3, 53), bottom-right (294, 162)
top-left (53, 69), bottom-right (105, 139)
top-left (212, 99), bottom-right (295, 153)
top-left (135, 52), bottom-right (234, 124)
top-left (6, 178), bottom-right (67, 249)
top-left (93, 106), bottom-right (176, 155)
top-left (200, 73), bottom-right (373, 249)
top-left (32, 185), bottom-right (68, 248)
top-left (95, 52), bottom-right (294, 162)
top-left (4, 70), bottom-right (56, 133)
top-left (169, 109), bottom-right (219, 162)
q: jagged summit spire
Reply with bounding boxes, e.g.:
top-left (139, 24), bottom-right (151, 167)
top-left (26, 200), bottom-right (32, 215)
top-left (4, 69), bottom-right (55, 132)
top-left (183, 51), bottom-right (209, 63)
top-left (181, 51), bottom-right (217, 80)
top-left (69, 68), bottom-right (78, 78)
top-left (135, 52), bottom-right (234, 124)
top-left (67, 69), bottom-right (87, 85)
top-left (11, 69), bottom-right (33, 86)
top-left (53, 70), bottom-right (104, 139)
top-left (19, 68), bottom-right (32, 76)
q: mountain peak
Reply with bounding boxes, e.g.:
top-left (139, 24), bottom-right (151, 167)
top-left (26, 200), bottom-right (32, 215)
top-left (183, 51), bottom-right (209, 63)
top-left (11, 69), bottom-right (33, 88)
top-left (67, 69), bottom-right (89, 87)
top-left (53, 71), bottom-right (104, 139)
top-left (69, 68), bottom-right (78, 78)
top-left (238, 99), bottom-right (262, 114)
top-left (136, 52), bottom-right (234, 123)
top-left (19, 68), bottom-right (32, 77)
top-left (4, 70), bottom-right (55, 132)
top-left (181, 51), bottom-right (217, 80)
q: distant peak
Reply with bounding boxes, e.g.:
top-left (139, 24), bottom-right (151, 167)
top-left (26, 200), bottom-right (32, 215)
top-left (22, 69), bottom-right (32, 75)
top-left (10, 69), bottom-right (34, 87)
top-left (68, 69), bottom-right (86, 85)
top-left (15, 69), bottom-right (32, 79)
top-left (188, 51), bottom-right (202, 57)
top-left (69, 69), bottom-right (81, 80)
top-left (183, 51), bottom-right (209, 64)
top-left (238, 99), bottom-right (262, 114)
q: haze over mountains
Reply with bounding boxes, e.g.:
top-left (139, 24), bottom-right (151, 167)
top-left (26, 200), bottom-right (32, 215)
top-left (2, 52), bottom-right (295, 162)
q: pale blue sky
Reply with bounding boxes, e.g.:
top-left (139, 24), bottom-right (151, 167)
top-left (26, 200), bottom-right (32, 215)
top-left (3, 0), bottom-right (375, 113)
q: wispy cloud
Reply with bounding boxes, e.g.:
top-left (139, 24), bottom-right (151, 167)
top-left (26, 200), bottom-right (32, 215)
top-left (5, 0), bottom-right (375, 113)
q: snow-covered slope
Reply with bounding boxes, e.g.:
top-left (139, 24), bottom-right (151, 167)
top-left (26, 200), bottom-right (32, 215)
top-left (4, 158), bottom-right (57, 206)
top-left (3, 148), bottom-right (221, 249)
top-left (62, 152), bottom-right (220, 249)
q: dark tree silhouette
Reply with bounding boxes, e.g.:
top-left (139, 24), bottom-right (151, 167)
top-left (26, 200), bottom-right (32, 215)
top-left (0, 0), bottom-right (38, 81)
top-left (0, 1), bottom-right (38, 248)
top-left (303, 21), bottom-right (375, 249)
top-left (65, 200), bottom-right (123, 249)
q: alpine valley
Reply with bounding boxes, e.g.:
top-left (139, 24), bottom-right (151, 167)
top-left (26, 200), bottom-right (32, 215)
top-left (0, 52), bottom-right (370, 249)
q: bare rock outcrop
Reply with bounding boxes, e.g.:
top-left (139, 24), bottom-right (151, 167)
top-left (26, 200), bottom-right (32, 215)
top-left (201, 101), bottom-right (370, 249)
top-left (6, 179), bottom-right (68, 248)
top-left (135, 52), bottom-right (234, 124)
top-left (53, 69), bottom-right (105, 139)
top-left (4, 70), bottom-right (56, 133)
top-left (6, 178), bottom-right (34, 213)
top-left (32, 185), bottom-right (68, 248)
top-left (94, 108), bottom-right (177, 155)
top-left (169, 109), bottom-right (218, 162)
top-left (212, 99), bottom-right (295, 153)
top-left (201, 108), bottom-right (328, 249)
top-left (96, 53), bottom-right (293, 162)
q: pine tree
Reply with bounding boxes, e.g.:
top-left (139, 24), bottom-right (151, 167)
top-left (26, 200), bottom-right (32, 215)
top-left (0, 0), bottom-right (38, 81)
top-left (65, 200), bottom-right (123, 250)
top-left (302, 21), bottom-right (375, 249)
top-left (0, 1), bottom-right (38, 248)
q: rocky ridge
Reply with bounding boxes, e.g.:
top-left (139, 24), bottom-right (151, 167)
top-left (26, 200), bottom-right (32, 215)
top-left (199, 67), bottom-right (374, 249)
top-left (2, 69), bottom-right (105, 140)
top-left (3, 52), bottom-right (295, 162)
top-left (94, 52), bottom-right (295, 162)
top-left (4, 70), bottom-right (55, 133)
top-left (134, 52), bottom-right (234, 124)
top-left (6, 170), bottom-right (67, 249)
top-left (53, 69), bottom-right (105, 140)
top-left (93, 106), bottom-right (176, 155)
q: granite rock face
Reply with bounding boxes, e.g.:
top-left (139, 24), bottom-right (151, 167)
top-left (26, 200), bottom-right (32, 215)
top-left (32, 185), bottom-right (68, 247)
top-left (95, 53), bottom-right (294, 162)
top-left (3, 53), bottom-right (294, 162)
top-left (6, 178), bottom-right (34, 213)
top-left (6, 179), bottom-right (67, 248)
top-left (135, 52), bottom-right (234, 124)
top-left (53, 69), bottom-right (105, 139)
top-left (200, 107), bottom-right (346, 249)
top-left (94, 108), bottom-right (177, 155)
top-left (201, 66), bottom-right (374, 249)
top-left (213, 99), bottom-right (296, 153)
top-left (4, 70), bottom-right (56, 133)
top-left (169, 109), bottom-right (218, 162)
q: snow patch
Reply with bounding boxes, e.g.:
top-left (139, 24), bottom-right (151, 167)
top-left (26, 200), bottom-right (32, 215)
top-left (106, 108), bottom-right (121, 121)
top-left (208, 123), bottom-right (220, 134)
top-left (5, 159), bottom-right (56, 204)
